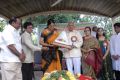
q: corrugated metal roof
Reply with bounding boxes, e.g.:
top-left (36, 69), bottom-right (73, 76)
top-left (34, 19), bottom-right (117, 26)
top-left (0, 0), bottom-right (120, 19)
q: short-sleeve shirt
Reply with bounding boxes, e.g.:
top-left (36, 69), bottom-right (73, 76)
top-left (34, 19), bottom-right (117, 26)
top-left (0, 24), bottom-right (22, 62)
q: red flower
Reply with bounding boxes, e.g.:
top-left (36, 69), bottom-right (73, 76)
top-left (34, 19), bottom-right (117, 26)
top-left (79, 74), bottom-right (93, 80)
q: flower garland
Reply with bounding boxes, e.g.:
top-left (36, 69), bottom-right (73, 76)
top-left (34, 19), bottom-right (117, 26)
top-left (42, 70), bottom-right (76, 80)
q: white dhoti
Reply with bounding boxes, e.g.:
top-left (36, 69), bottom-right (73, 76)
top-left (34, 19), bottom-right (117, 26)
top-left (66, 57), bottom-right (81, 74)
top-left (1, 62), bottom-right (22, 80)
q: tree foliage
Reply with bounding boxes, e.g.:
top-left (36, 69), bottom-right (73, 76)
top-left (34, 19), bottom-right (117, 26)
top-left (0, 19), bottom-right (6, 32)
top-left (23, 14), bottom-right (113, 38)
top-left (1, 13), bottom-right (119, 38)
top-left (23, 14), bottom-right (80, 26)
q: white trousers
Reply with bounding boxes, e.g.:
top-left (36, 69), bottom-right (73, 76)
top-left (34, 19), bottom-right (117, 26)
top-left (66, 57), bottom-right (81, 74)
top-left (1, 62), bottom-right (22, 80)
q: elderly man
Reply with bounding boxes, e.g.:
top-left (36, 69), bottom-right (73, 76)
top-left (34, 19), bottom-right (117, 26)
top-left (64, 22), bottom-right (83, 75)
top-left (0, 17), bottom-right (25, 80)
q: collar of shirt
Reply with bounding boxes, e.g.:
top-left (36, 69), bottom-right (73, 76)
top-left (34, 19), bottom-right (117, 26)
top-left (117, 32), bottom-right (120, 35)
top-left (25, 31), bottom-right (32, 36)
top-left (114, 33), bottom-right (120, 37)
top-left (6, 24), bottom-right (19, 33)
top-left (67, 30), bottom-right (76, 33)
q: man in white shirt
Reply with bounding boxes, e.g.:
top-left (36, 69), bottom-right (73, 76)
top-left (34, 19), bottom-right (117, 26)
top-left (0, 17), bottom-right (25, 80)
top-left (64, 22), bottom-right (83, 75)
top-left (91, 26), bottom-right (97, 37)
top-left (21, 22), bottom-right (46, 80)
top-left (110, 23), bottom-right (120, 80)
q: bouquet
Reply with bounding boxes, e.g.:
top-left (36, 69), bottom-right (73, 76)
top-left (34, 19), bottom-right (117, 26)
top-left (42, 70), bottom-right (76, 80)
top-left (42, 70), bottom-right (93, 80)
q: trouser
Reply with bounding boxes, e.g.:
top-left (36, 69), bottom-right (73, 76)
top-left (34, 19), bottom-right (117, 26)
top-left (66, 57), bottom-right (81, 74)
top-left (1, 62), bottom-right (22, 80)
top-left (114, 70), bottom-right (120, 80)
top-left (22, 63), bottom-right (34, 80)
top-left (58, 50), bottom-right (63, 66)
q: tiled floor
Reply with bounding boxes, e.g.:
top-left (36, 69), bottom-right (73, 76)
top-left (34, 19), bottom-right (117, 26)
top-left (34, 71), bottom-right (43, 80)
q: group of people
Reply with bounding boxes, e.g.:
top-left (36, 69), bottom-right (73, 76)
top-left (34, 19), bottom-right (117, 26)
top-left (0, 17), bottom-right (120, 80)
top-left (39, 19), bottom-right (120, 80)
top-left (0, 17), bottom-right (46, 80)
top-left (39, 20), bottom-right (120, 80)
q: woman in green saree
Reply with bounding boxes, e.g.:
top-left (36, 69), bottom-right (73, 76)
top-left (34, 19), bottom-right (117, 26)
top-left (96, 28), bottom-right (113, 80)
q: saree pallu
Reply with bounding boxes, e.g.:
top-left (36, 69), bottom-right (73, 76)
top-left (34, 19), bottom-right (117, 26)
top-left (82, 36), bottom-right (103, 79)
top-left (41, 30), bottom-right (61, 73)
top-left (85, 48), bottom-right (102, 75)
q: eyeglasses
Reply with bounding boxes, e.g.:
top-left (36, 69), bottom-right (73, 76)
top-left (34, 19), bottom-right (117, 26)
top-left (98, 29), bottom-right (104, 32)
top-left (84, 30), bottom-right (90, 32)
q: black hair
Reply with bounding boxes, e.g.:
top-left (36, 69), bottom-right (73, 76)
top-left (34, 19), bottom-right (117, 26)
top-left (92, 26), bottom-right (97, 31)
top-left (96, 28), bottom-right (106, 39)
top-left (23, 22), bottom-right (33, 29)
top-left (84, 26), bottom-right (91, 32)
top-left (114, 23), bottom-right (120, 28)
top-left (47, 19), bottom-right (55, 27)
top-left (9, 17), bottom-right (18, 24)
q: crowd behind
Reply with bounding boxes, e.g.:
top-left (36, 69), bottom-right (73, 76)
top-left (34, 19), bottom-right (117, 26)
top-left (0, 17), bottom-right (120, 80)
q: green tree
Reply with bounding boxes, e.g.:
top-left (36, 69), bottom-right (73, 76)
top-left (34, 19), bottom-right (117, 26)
top-left (0, 19), bottom-right (6, 32)
top-left (23, 14), bottom-right (80, 26)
